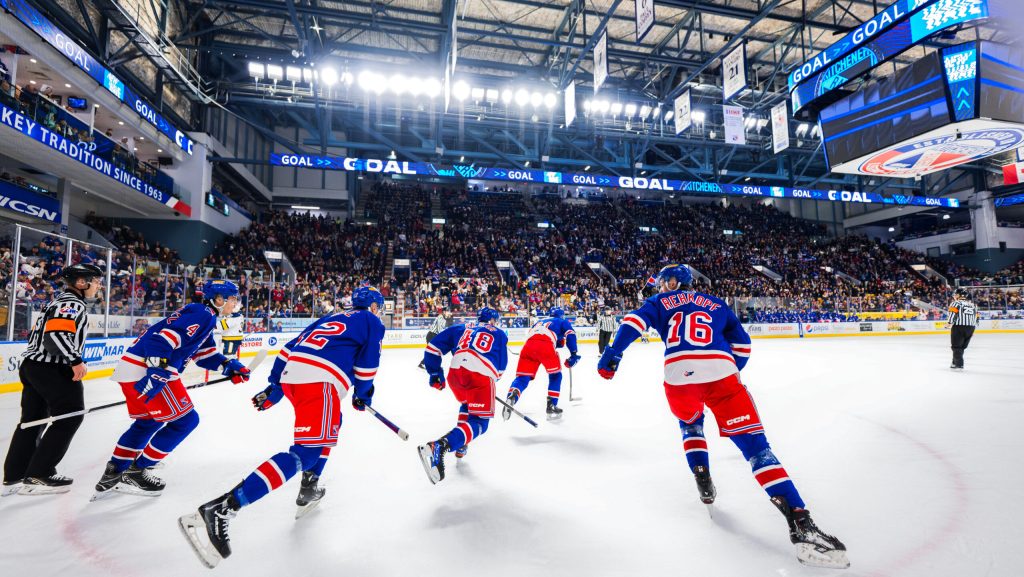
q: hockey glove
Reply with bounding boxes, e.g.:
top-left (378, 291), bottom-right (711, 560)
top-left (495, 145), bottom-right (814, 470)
top-left (597, 347), bottom-right (622, 380)
top-left (557, 338), bottom-right (566, 348)
top-left (429, 372), bottom-right (446, 391)
top-left (221, 358), bottom-right (251, 384)
top-left (252, 383), bottom-right (284, 411)
top-left (564, 353), bottom-right (581, 368)
top-left (134, 366), bottom-right (173, 402)
top-left (352, 385), bottom-right (374, 411)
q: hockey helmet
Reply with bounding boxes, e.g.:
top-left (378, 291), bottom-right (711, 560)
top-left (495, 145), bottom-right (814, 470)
top-left (477, 307), bottom-right (500, 324)
top-left (352, 286), bottom-right (385, 310)
top-left (203, 279), bottom-right (240, 301)
top-left (547, 306), bottom-right (565, 318)
top-left (657, 264), bottom-right (693, 288)
top-left (55, 263), bottom-right (103, 284)
top-left (953, 288), bottom-right (970, 300)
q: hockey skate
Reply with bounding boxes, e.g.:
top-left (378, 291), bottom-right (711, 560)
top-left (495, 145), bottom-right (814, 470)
top-left (417, 438), bottom-right (449, 484)
top-left (91, 462), bottom-right (122, 501)
top-left (295, 471), bottom-right (325, 520)
top-left (116, 464), bottom-right (166, 497)
top-left (179, 491), bottom-right (240, 568)
top-left (546, 398), bottom-right (563, 420)
top-left (2, 479), bottom-right (22, 497)
top-left (692, 465), bottom-right (716, 509)
top-left (771, 496), bottom-right (849, 569)
top-left (502, 390), bottom-right (520, 421)
top-left (19, 474), bottom-right (72, 495)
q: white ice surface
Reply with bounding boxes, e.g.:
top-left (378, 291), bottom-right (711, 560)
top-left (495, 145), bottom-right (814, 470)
top-left (1, 334), bottom-right (1023, 577)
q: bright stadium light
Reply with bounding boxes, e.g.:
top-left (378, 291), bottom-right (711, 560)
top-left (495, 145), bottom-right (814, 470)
top-left (453, 80), bottom-right (471, 101)
top-left (639, 104), bottom-right (651, 118)
top-left (424, 78), bottom-right (442, 98)
top-left (652, 106), bottom-right (661, 118)
top-left (515, 89), bottom-right (530, 106)
top-left (248, 62), bottom-right (265, 79)
top-left (286, 66), bottom-right (302, 83)
top-left (665, 110), bottom-right (674, 121)
top-left (266, 64), bottom-right (284, 82)
top-left (530, 92), bottom-right (543, 107)
top-left (408, 78), bottom-right (423, 96)
top-left (502, 89), bottom-right (513, 104)
top-left (594, 100), bottom-right (610, 114)
top-left (624, 103), bottom-right (637, 116)
top-left (303, 68), bottom-right (315, 83)
top-left (692, 110), bottom-right (706, 123)
top-left (544, 92), bottom-right (557, 108)
top-left (797, 123), bottom-right (809, 135)
top-left (610, 102), bottom-right (623, 115)
top-left (583, 99), bottom-right (593, 111)
top-left (389, 74), bottom-right (408, 94)
top-left (486, 88), bottom-right (499, 102)
top-left (470, 87), bottom-right (484, 101)
top-left (357, 71), bottom-right (375, 91)
top-left (321, 67), bottom-right (339, 87)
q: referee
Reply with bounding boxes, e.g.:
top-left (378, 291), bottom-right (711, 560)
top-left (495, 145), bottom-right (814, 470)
top-left (945, 288), bottom-right (979, 370)
top-left (597, 308), bottom-right (617, 353)
top-left (3, 263), bottom-right (102, 495)
top-left (418, 308), bottom-right (454, 369)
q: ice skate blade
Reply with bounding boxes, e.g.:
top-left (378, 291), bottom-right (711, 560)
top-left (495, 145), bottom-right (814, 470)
top-left (179, 512), bottom-right (221, 569)
top-left (1, 484), bottom-right (22, 497)
top-left (18, 484), bottom-right (71, 495)
top-left (546, 413), bottom-right (563, 421)
top-left (795, 543), bottom-right (850, 569)
top-left (417, 445), bottom-right (441, 485)
top-left (704, 503), bottom-right (714, 518)
top-left (113, 483), bottom-right (164, 497)
top-left (90, 489), bottom-right (118, 502)
top-left (295, 491), bottom-right (325, 520)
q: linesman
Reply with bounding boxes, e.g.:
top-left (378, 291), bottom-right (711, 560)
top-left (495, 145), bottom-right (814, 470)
top-left (597, 308), bottom-right (617, 353)
top-left (945, 288), bottom-right (979, 370)
top-left (3, 263), bottom-right (103, 495)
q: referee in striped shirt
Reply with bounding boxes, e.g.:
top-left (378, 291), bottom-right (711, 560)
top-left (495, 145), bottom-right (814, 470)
top-left (945, 288), bottom-right (979, 370)
top-left (3, 263), bottom-right (103, 495)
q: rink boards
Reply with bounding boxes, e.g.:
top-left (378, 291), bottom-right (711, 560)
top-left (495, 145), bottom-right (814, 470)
top-left (2, 319), bottom-right (1023, 393)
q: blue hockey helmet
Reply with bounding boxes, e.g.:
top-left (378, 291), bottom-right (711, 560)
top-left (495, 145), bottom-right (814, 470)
top-left (547, 306), bottom-right (565, 318)
top-left (657, 264), bottom-right (693, 288)
top-left (203, 279), bottom-right (240, 301)
top-left (352, 285), bottom-right (385, 310)
top-left (477, 307), bottom-right (500, 324)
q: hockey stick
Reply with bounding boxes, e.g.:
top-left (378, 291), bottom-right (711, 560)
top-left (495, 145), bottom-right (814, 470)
top-left (568, 365), bottom-right (582, 402)
top-left (494, 395), bottom-right (539, 428)
top-left (20, 350), bottom-right (270, 429)
top-left (364, 406), bottom-right (410, 441)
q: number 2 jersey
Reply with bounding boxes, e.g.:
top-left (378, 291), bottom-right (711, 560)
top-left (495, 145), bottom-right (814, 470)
top-left (111, 303), bottom-right (228, 383)
top-left (269, 309), bottom-right (385, 398)
top-left (424, 323), bottom-right (509, 381)
top-left (611, 290), bottom-right (751, 385)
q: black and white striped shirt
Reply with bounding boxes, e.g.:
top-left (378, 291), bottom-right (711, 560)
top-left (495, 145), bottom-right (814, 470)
top-left (947, 299), bottom-right (979, 327)
top-left (22, 291), bottom-right (89, 365)
top-left (598, 314), bottom-right (618, 332)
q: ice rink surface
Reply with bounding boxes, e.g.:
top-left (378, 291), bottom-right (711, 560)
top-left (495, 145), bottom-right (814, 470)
top-left (1, 333), bottom-right (1022, 577)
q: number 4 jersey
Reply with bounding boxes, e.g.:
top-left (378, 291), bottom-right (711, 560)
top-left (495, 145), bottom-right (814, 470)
top-left (612, 290), bottom-right (751, 385)
top-left (424, 323), bottom-right (509, 381)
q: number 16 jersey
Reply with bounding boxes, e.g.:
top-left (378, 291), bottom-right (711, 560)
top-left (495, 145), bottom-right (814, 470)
top-left (613, 290), bottom-right (751, 386)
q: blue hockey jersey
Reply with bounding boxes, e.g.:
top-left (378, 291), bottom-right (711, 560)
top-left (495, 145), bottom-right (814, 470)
top-left (112, 303), bottom-right (226, 382)
top-left (611, 290), bottom-right (751, 385)
top-left (424, 323), bottom-right (509, 381)
top-left (269, 309), bottom-right (385, 398)
top-left (525, 317), bottom-right (578, 353)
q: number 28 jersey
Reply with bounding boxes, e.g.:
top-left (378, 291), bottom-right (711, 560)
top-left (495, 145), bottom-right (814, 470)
top-left (425, 323), bottom-right (509, 381)
top-left (616, 290), bottom-right (751, 386)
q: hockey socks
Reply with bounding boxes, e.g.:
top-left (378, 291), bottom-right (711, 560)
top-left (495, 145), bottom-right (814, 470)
top-left (731, 433), bottom-right (805, 509)
top-left (547, 372), bottom-right (562, 406)
top-left (108, 418), bottom-right (163, 473)
top-left (307, 447), bottom-right (330, 477)
top-left (443, 414), bottom-right (489, 453)
top-left (509, 376), bottom-right (530, 398)
top-left (679, 417), bottom-right (710, 471)
top-left (134, 411), bottom-right (200, 470)
top-left (233, 445), bottom-right (321, 507)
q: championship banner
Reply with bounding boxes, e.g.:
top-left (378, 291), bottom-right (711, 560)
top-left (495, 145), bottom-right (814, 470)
top-left (594, 31), bottom-right (608, 93)
top-left (565, 81), bottom-right (577, 128)
top-left (771, 101), bottom-right (791, 153)
top-left (674, 90), bottom-right (691, 134)
top-left (723, 105), bottom-right (746, 145)
top-left (635, 0), bottom-right (655, 43)
top-left (722, 43), bottom-right (747, 101)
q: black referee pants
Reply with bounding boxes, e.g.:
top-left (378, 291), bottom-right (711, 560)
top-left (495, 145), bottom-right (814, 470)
top-left (950, 325), bottom-right (976, 368)
top-left (3, 359), bottom-right (84, 482)
top-left (598, 330), bottom-right (613, 353)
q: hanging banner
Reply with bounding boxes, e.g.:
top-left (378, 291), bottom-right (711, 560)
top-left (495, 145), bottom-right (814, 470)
top-left (723, 105), bottom-right (745, 145)
top-left (722, 43), bottom-right (747, 101)
top-left (565, 81), bottom-right (577, 128)
top-left (635, 0), bottom-right (656, 43)
top-left (594, 31), bottom-right (608, 93)
top-left (771, 101), bottom-right (790, 153)
top-left (674, 90), bottom-right (691, 134)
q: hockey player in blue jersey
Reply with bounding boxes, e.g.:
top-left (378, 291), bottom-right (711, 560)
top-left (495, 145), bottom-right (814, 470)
top-left (179, 286), bottom-right (386, 568)
top-left (502, 306), bottom-right (580, 420)
top-left (597, 265), bottom-right (848, 570)
top-left (93, 280), bottom-right (251, 499)
top-left (418, 307), bottom-right (508, 483)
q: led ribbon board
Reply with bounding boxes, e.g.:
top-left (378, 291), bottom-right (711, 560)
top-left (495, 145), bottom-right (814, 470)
top-left (0, 0), bottom-right (194, 155)
top-left (791, 0), bottom-right (989, 113)
top-left (270, 154), bottom-right (960, 208)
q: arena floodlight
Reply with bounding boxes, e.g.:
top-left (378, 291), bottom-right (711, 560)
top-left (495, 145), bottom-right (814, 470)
top-left (340, 71), bottom-right (354, 86)
top-left (797, 123), bottom-right (809, 135)
top-left (502, 89), bottom-right (513, 104)
top-left (515, 89), bottom-right (530, 106)
top-left (357, 71), bottom-right (375, 91)
top-left (408, 78), bottom-right (424, 97)
top-left (692, 110), bottom-right (705, 123)
top-left (471, 87), bottom-right (485, 101)
top-left (543, 93), bottom-right (557, 108)
top-left (248, 62), bottom-right (265, 79)
top-left (639, 104), bottom-right (651, 118)
top-left (453, 80), bottom-right (471, 101)
top-left (610, 102), bottom-right (623, 115)
top-left (303, 68), bottom-right (315, 83)
top-left (652, 106), bottom-right (661, 118)
top-left (371, 74), bottom-right (386, 94)
top-left (424, 78), bottom-right (442, 98)
top-left (665, 110), bottom-right (674, 121)
top-left (486, 88), bottom-right (499, 102)
top-left (530, 92), bottom-right (543, 107)
top-left (321, 67), bottom-right (339, 87)
top-left (266, 64), bottom-right (284, 82)
top-left (624, 103), bottom-right (637, 116)
top-left (595, 100), bottom-right (610, 114)
top-left (286, 66), bottom-right (302, 83)
top-left (583, 99), bottom-right (593, 112)
top-left (390, 74), bottom-right (408, 95)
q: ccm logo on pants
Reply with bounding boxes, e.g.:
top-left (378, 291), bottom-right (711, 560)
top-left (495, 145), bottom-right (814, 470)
top-left (725, 414), bottom-right (750, 426)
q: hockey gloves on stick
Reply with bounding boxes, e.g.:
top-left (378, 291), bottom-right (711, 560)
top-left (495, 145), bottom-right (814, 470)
top-left (221, 358), bottom-right (251, 384)
top-left (134, 366), bottom-right (173, 402)
top-left (352, 385), bottom-right (374, 411)
top-left (252, 383), bottom-right (284, 411)
top-left (597, 347), bottom-right (621, 380)
top-left (565, 353), bottom-right (581, 368)
top-left (429, 372), bottom-right (446, 391)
